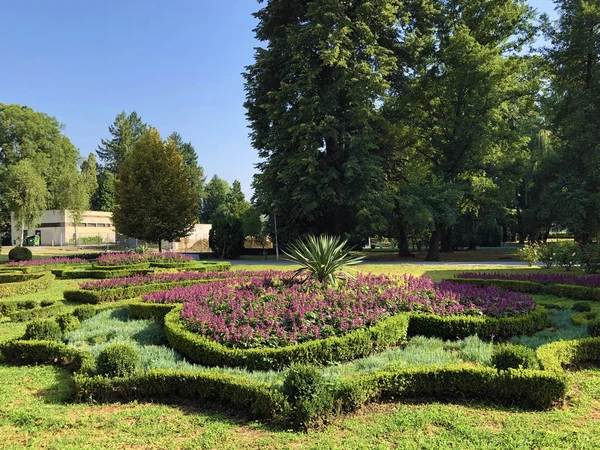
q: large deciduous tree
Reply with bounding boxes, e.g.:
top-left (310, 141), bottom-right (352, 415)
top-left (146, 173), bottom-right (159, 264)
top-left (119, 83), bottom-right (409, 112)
top-left (112, 128), bottom-right (199, 251)
top-left (386, 0), bottom-right (537, 260)
top-left (200, 175), bottom-right (231, 223)
top-left (2, 159), bottom-right (47, 245)
top-left (543, 0), bottom-right (600, 244)
top-left (245, 0), bottom-right (402, 241)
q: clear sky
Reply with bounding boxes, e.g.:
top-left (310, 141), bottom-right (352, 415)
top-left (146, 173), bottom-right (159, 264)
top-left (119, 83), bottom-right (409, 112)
top-left (1, 0), bottom-right (556, 198)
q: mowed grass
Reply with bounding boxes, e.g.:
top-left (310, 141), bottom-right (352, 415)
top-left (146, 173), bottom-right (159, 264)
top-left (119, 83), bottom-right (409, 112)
top-left (0, 262), bottom-right (599, 448)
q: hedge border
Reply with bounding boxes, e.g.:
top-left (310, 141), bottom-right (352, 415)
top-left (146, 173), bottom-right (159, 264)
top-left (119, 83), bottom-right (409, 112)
top-left (452, 277), bottom-right (600, 302)
top-left (0, 339), bottom-right (94, 374)
top-left (537, 337), bottom-right (600, 371)
top-left (163, 306), bottom-right (410, 371)
top-left (61, 268), bottom-right (157, 280)
top-left (8, 302), bottom-right (64, 322)
top-left (0, 272), bottom-right (55, 298)
top-left (407, 307), bottom-right (549, 341)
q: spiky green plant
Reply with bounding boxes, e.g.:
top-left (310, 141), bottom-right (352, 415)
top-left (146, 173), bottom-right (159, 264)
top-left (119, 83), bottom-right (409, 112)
top-left (283, 234), bottom-right (364, 285)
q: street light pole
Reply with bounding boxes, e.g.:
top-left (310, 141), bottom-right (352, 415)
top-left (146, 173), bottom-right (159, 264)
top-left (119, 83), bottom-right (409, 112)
top-left (273, 211), bottom-right (279, 261)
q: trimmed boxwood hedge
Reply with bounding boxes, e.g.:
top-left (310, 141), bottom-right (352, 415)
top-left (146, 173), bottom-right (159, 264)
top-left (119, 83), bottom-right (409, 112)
top-left (0, 340), bottom-right (95, 374)
top-left (452, 277), bottom-right (600, 301)
top-left (164, 306), bottom-right (411, 371)
top-left (589, 319), bottom-right (600, 337)
top-left (334, 366), bottom-right (567, 415)
top-left (537, 337), bottom-right (600, 371)
top-left (8, 302), bottom-right (63, 322)
top-left (0, 272), bottom-right (55, 297)
top-left (61, 268), bottom-right (157, 280)
top-left (73, 370), bottom-right (289, 423)
top-left (91, 262), bottom-right (152, 271)
top-left (0, 273), bottom-right (40, 283)
top-left (407, 307), bottom-right (549, 341)
top-left (128, 301), bottom-right (177, 320)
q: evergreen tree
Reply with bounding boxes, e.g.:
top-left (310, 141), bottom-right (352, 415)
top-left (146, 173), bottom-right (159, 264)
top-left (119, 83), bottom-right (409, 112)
top-left (245, 0), bottom-right (402, 240)
top-left (167, 132), bottom-right (206, 192)
top-left (97, 111), bottom-right (147, 174)
top-left (200, 175), bottom-right (231, 223)
top-left (112, 128), bottom-right (199, 251)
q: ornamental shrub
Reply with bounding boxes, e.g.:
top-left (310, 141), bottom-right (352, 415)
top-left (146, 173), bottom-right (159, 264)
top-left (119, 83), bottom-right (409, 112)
top-left (282, 364), bottom-right (333, 428)
top-left (55, 313), bottom-right (81, 333)
top-left (73, 305), bottom-right (97, 321)
top-left (572, 302), bottom-right (592, 312)
top-left (553, 242), bottom-right (579, 271)
top-left (519, 242), bottom-right (541, 267)
top-left (580, 244), bottom-right (600, 274)
top-left (8, 246), bottom-right (32, 262)
top-left (588, 319), bottom-right (600, 337)
top-left (24, 319), bottom-right (62, 341)
top-left (492, 343), bottom-right (539, 371)
top-left (96, 343), bottom-right (139, 377)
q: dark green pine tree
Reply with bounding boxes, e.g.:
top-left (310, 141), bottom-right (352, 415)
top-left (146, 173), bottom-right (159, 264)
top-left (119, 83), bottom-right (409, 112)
top-left (97, 111), bottom-right (147, 175)
top-left (244, 0), bottom-right (402, 241)
top-left (167, 132), bottom-right (206, 192)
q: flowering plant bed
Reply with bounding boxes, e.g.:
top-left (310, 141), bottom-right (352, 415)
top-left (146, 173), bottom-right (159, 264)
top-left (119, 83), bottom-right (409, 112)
top-left (456, 272), bottom-right (600, 288)
top-left (4, 256), bottom-right (89, 267)
top-left (144, 272), bottom-right (536, 350)
top-left (96, 252), bottom-right (194, 266)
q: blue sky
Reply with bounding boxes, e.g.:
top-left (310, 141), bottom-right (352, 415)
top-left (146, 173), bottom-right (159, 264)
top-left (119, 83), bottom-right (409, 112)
top-left (1, 0), bottom-right (556, 198)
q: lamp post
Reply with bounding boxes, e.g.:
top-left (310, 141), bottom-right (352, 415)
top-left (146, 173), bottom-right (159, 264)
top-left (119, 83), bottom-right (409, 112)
top-left (272, 203), bottom-right (279, 261)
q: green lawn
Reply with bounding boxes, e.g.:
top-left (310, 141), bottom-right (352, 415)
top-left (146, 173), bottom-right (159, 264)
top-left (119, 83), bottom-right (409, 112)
top-left (0, 263), bottom-right (599, 449)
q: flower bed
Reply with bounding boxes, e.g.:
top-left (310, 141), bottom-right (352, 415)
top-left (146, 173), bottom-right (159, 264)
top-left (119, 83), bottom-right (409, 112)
top-left (144, 273), bottom-right (536, 350)
top-left (79, 270), bottom-right (276, 291)
top-left (96, 252), bottom-right (193, 266)
top-left (456, 272), bottom-right (600, 288)
top-left (4, 256), bottom-right (88, 266)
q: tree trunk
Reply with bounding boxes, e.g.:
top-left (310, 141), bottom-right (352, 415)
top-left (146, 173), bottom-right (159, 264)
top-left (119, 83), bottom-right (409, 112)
top-left (441, 226), bottom-right (454, 253)
top-left (20, 221), bottom-right (25, 246)
top-left (396, 222), bottom-right (414, 257)
top-left (74, 225), bottom-right (78, 248)
top-left (158, 240), bottom-right (162, 252)
top-left (425, 225), bottom-right (443, 261)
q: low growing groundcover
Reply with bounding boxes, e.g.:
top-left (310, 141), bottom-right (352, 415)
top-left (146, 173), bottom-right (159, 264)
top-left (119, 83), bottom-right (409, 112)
top-left (144, 272), bottom-right (536, 349)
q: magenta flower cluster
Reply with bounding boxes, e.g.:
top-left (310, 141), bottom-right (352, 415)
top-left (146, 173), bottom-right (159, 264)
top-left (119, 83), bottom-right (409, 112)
top-left (456, 271), bottom-right (600, 288)
top-left (5, 256), bottom-right (88, 267)
top-left (80, 270), bottom-right (286, 290)
top-left (143, 272), bottom-right (535, 349)
top-left (95, 251), bottom-right (194, 266)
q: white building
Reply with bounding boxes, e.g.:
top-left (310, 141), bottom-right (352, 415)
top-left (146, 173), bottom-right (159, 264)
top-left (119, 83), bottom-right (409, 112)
top-left (11, 210), bottom-right (116, 246)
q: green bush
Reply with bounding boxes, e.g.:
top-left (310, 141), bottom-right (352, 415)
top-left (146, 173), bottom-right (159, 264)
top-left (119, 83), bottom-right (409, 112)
top-left (0, 340), bottom-right (94, 374)
top-left (61, 268), bottom-right (155, 280)
top-left (572, 302), bottom-right (592, 312)
top-left (588, 319), bottom-right (600, 337)
top-left (580, 244), bottom-right (600, 273)
top-left (537, 337), bottom-right (600, 371)
top-left (491, 343), bottom-right (539, 371)
top-left (519, 242), bottom-right (541, 267)
top-left (407, 308), bottom-right (548, 341)
top-left (96, 343), bottom-right (139, 377)
top-left (282, 364), bottom-right (333, 429)
top-left (553, 242), bottom-right (579, 271)
top-left (539, 244), bottom-right (555, 269)
top-left (73, 304), bottom-right (97, 321)
top-left (73, 369), bottom-right (289, 423)
top-left (9, 302), bottom-right (63, 322)
top-left (56, 313), bottom-right (81, 333)
top-left (0, 272), bottom-right (55, 297)
top-left (164, 307), bottom-right (410, 371)
top-left (127, 301), bottom-right (177, 321)
top-left (8, 246), bottom-right (32, 262)
top-left (24, 319), bottom-right (62, 341)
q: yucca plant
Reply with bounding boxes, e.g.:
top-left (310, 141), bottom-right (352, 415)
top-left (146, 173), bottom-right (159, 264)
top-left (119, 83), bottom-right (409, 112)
top-left (283, 234), bottom-right (364, 285)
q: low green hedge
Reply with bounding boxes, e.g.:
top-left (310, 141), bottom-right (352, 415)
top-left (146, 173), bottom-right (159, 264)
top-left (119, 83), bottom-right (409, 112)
top-left (0, 340), bottom-right (95, 374)
top-left (128, 301), bottom-right (176, 320)
top-left (0, 273), bottom-right (40, 283)
top-left (8, 302), bottom-right (64, 322)
top-left (0, 272), bottom-right (55, 297)
top-left (61, 268), bottom-right (156, 280)
top-left (589, 319), bottom-right (600, 337)
top-left (407, 308), bottom-right (548, 341)
top-left (335, 366), bottom-right (567, 416)
top-left (452, 278), bottom-right (600, 302)
top-left (537, 337), bottom-right (600, 371)
top-left (149, 261), bottom-right (204, 269)
top-left (164, 306), bottom-right (410, 371)
top-left (73, 369), bottom-right (289, 423)
top-left (91, 262), bottom-right (152, 271)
